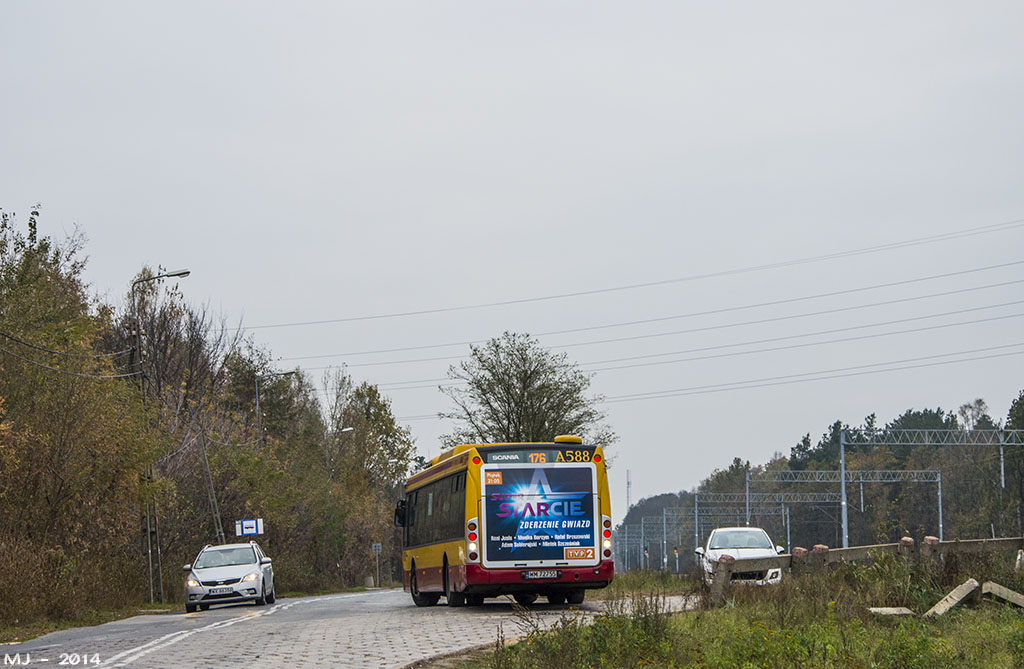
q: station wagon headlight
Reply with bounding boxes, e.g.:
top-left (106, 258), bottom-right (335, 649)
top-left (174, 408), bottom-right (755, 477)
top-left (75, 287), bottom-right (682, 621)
top-left (186, 578), bottom-right (200, 588)
top-left (242, 572), bottom-right (260, 582)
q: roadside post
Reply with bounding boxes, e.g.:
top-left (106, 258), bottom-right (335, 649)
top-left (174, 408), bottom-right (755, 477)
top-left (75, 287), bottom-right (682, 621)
top-left (372, 542), bottom-right (382, 586)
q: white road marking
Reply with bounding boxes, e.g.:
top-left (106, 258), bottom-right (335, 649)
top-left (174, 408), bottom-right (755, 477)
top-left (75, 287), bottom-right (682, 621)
top-left (98, 591), bottom-right (382, 667)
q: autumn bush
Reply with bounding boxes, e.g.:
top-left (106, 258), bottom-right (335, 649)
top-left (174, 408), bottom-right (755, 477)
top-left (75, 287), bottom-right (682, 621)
top-left (0, 209), bottom-right (413, 627)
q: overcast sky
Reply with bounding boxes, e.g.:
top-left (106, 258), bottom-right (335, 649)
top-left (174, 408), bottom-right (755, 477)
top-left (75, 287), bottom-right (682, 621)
top-left (3, 2), bottom-right (1023, 524)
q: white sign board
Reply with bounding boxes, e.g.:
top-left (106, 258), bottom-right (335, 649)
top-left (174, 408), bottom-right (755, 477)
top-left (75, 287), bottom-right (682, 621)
top-left (371, 542), bottom-right (382, 554)
top-left (235, 518), bottom-right (264, 536)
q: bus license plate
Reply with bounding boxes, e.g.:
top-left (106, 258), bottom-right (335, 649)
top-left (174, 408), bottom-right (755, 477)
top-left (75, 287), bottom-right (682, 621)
top-left (210, 587), bottom-right (232, 594)
top-left (522, 570), bottom-right (561, 580)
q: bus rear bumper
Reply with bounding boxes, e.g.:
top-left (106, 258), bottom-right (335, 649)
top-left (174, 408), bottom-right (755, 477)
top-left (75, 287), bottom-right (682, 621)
top-left (461, 560), bottom-right (614, 594)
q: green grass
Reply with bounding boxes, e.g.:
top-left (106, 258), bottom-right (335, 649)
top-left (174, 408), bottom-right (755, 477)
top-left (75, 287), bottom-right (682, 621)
top-left (482, 553), bottom-right (1024, 668)
top-left (591, 569), bottom-right (698, 599)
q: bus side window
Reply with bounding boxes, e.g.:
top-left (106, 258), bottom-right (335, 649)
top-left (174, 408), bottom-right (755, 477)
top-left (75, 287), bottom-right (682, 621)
top-left (406, 491), bottom-right (417, 546)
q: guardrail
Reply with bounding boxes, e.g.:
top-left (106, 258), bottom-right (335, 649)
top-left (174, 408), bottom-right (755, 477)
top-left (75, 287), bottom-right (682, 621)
top-left (708, 535), bottom-right (1024, 605)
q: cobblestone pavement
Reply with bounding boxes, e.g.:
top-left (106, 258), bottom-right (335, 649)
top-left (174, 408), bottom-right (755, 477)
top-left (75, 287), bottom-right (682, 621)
top-left (1, 590), bottom-right (691, 668)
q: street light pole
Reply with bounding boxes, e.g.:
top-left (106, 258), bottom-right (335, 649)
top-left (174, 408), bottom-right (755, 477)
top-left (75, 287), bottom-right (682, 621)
top-left (130, 268), bottom-right (190, 605)
top-left (255, 370), bottom-right (296, 445)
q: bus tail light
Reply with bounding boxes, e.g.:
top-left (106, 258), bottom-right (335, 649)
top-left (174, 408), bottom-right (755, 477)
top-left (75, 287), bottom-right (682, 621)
top-left (467, 517), bottom-right (480, 563)
top-left (602, 515), bottom-right (612, 559)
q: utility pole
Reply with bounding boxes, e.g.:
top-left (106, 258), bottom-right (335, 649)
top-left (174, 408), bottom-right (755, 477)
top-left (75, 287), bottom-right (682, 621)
top-left (199, 432), bottom-right (226, 544)
top-left (132, 268), bottom-right (189, 604)
top-left (694, 494), bottom-right (699, 557)
top-left (640, 518), bottom-right (646, 571)
top-left (626, 469), bottom-right (632, 511)
top-left (622, 525), bottom-right (628, 570)
top-left (745, 471), bottom-right (750, 526)
top-left (662, 508), bottom-right (667, 571)
top-left (840, 430), bottom-right (849, 548)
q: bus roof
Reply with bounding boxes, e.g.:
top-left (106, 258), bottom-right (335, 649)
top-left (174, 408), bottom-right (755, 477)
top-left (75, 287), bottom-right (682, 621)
top-left (428, 435), bottom-right (586, 467)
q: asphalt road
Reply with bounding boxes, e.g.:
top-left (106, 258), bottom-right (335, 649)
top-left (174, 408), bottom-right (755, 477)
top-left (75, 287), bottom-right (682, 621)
top-left (1, 589), bottom-right (613, 668)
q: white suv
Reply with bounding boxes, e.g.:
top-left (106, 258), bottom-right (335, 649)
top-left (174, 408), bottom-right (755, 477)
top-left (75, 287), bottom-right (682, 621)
top-left (694, 527), bottom-right (784, 586)
top-left (183, 541), bottom-right (276, 612)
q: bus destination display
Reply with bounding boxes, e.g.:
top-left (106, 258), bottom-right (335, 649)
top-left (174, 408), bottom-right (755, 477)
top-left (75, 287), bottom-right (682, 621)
top-left (482, 465), bottom-right (597, 565)
top-left (482, 447), bottom-right (596, 464)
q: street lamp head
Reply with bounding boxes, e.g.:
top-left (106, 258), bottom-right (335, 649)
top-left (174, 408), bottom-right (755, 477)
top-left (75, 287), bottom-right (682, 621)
top-left (258, 370), bottom-right (297, 381)
top-left (165, 269), bottom-right (191, 278)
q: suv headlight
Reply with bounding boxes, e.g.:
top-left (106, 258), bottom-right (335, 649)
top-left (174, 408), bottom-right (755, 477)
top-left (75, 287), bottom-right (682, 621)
top-left (242, 572), bottom-right (260, 582)
top-left (186, 578), bottom-right (200, 587)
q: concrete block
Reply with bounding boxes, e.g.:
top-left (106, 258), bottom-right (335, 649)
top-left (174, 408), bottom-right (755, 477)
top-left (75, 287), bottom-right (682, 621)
top-left (790, 546), bottom-right (808, 574)
top-left (982, 581), bottom-right (1024, 608)
top-left (923, 578), bottom-right (979, 618)
top-left (709, 554), bottom-right (735, 606)
top-left (920, 536), bottom-right (940, 564)
top-left (898, 536), bottom-right (915, 561)
top-left (810, 544), bottom-right (828, 570)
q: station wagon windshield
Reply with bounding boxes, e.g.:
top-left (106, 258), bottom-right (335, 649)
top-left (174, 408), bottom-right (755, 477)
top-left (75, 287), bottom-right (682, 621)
top-left (709, 530), bottom-right (772, 550)
top-left (195, 547), bottom-right (257, 568)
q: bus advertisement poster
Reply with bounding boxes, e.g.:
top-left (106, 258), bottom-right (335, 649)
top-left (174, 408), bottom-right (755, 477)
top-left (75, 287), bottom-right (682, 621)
top-left (482, 464), bottom-right (597, 564)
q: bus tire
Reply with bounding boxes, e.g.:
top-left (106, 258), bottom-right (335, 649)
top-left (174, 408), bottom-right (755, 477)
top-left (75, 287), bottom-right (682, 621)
top-left (546, 592), bottom-right (566, 605)
top-left (411, 565), bottom-right (440, 607)
top-left (513, 593), bottom-right (537, 606)
top-left (567, 589), bottom-right (585, 605)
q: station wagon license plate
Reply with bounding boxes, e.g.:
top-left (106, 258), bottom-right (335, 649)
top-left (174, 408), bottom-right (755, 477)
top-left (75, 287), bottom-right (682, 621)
top-left (210, 587), bottom-right (233, 594)
top-left (522, 570), bottom-right (561, 580)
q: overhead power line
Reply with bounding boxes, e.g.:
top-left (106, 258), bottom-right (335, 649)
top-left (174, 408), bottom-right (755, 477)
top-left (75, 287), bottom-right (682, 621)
top-left (278, 262), bottom-right (1024, 363)
top-left (601, 342), bottom-right (1024, 404)
top-left (584, 304), bottom-right (1024, 371)
top-left (204, 434), bottom-right (262, 448)
top-left (298, 294), bottom-right (1024, 374)
top-left (394, 342), bottom-right (1024, 421)
top-left (248, 218), bottom-right (1024, 331)
top-left (0, 344), bottom-right (142, 379)
top-left (377, 306), bottom-right (1024, 390)
top-left (0, 329), bottom-right (133, 359)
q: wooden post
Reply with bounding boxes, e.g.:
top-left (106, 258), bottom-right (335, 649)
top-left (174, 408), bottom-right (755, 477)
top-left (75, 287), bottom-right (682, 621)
top-left (710, 554), bottom-right (735, 605)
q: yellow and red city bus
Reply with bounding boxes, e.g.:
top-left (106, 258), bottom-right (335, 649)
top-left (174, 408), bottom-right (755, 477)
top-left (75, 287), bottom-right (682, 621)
top-left (393, 435), bottom-right (614, 607)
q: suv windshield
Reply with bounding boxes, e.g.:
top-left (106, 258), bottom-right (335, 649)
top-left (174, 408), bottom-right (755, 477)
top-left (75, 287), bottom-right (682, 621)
top-left (709, 530), bottom-right (772, 550)
top-left (194, 546), bottom-right (257, 568)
